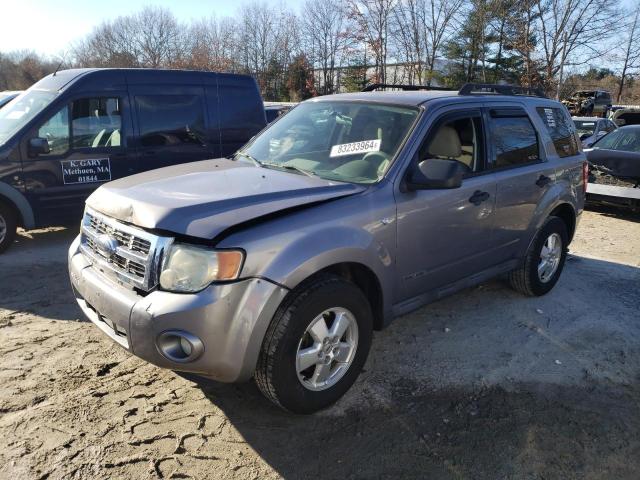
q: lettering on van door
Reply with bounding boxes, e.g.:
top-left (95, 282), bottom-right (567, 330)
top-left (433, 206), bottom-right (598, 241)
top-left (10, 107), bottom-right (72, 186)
top-left (61, 158), bottom-right (112, 184)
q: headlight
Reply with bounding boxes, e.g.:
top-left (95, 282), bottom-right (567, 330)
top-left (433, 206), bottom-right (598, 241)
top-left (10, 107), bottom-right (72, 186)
top-left (159, 243), bottom-right (244, 293)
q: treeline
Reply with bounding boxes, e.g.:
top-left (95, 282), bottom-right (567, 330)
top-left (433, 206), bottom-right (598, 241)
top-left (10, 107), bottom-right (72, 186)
top-left (1, 0), bottom-right (640, 102)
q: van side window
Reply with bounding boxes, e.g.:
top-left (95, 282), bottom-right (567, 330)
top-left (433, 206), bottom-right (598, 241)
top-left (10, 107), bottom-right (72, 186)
top-left (535, 107), bottom-right (578, 157)
top-left (38, 106), bottom-right (69, 155)
top-left (420, 114), bottom-right (484, 174)
top-left (135, 95), bottom-right (206, 147)
top-left (71, 97), bottom-right (121, 149)
top-left (489, 110), bottom-right (539, 167)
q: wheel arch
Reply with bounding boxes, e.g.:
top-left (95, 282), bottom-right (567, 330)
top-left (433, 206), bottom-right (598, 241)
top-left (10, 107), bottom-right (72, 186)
top-left (0, 183), bottom-right (35, 229)
top-left (549, 202), bottom-right (577, 243)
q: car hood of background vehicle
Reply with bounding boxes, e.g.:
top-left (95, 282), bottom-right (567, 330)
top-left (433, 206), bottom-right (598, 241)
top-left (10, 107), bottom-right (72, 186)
top-left (86, 158), bottom-right (366, 239)
top-left (586, 148), bottom-right (640, 179)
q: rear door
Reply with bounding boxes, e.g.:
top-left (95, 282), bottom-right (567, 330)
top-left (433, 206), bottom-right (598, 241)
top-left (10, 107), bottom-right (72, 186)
top-left (21, 93), bottom-right (134, 225)
top-left (488, 104), bottom-right (556, 262)
top-left (129, 85), bottom-right (213, 172)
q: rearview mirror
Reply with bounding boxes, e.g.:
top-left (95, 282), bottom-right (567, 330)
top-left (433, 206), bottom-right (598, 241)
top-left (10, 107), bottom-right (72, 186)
top-left (406, 158), bottom-right (464, 190)
top-left (28, 137), bottom-right (50, 157)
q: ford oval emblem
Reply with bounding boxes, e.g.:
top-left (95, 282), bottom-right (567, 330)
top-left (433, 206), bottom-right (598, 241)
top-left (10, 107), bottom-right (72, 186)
top-left (95, 233), bottom-right (119, 258)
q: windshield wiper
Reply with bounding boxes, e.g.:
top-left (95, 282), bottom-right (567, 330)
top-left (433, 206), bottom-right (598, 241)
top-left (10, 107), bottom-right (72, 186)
top-left (261, 162), bottom-right (316, 177)
top-left (234, 151), bottom-right (262, 167)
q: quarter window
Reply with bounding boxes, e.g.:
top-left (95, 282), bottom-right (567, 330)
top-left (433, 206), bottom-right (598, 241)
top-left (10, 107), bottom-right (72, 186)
top-left (135, 95), bottom-right (206, 147)
top-left (536, 107), bottom-right (578, 157)
top-left (489, 111), bottom-right (540, 167)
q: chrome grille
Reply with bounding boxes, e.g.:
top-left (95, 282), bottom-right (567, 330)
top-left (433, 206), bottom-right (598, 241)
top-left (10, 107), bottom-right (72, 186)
top-left (80, 207), bottom-right (173, 290)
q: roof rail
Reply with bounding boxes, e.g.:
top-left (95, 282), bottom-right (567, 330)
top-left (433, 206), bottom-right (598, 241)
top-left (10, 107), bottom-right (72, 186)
top-left (362, 83), bottom-right (452, 92)
top-left (458, 83), bottom-right (547, 98)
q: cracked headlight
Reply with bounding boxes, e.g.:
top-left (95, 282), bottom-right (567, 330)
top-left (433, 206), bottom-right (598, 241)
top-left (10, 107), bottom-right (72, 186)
top-left (159, 244), bottom-right (244, 293)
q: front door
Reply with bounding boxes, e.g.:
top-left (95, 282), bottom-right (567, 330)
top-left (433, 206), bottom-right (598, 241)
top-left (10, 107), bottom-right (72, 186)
top-left (395, 107), bottom-right (497, 302)
top-left (21, 93), bottom-right (135, 226)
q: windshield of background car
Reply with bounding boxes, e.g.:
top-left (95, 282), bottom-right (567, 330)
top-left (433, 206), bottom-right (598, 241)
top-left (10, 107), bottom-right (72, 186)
top-left (0, 90), bottom-right (57, 145)
top-left (574, 121), bottom-right (596, 136)
top-left (592, 128), bottom-right (640, 152)
top-left (241, 101), bottom-right (420, 184)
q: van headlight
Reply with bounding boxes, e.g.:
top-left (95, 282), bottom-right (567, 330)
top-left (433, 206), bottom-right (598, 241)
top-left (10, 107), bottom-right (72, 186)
top-left (159, 244), bottom-right (244, 293)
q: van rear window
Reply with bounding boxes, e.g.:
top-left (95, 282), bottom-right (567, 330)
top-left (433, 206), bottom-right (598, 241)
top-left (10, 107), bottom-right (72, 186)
top-left (536, 107), bottom-right (579, 157)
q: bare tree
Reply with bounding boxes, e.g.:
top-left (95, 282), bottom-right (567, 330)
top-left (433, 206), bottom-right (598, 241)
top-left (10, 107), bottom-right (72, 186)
top-left (349, 0), bottom-right (397, 84)
top-left (615, 4), bottom-right (640, 102)
top-left (534, 0), bottom-right (621, 97)
top-left (302, 0), bottom-right (351, 94)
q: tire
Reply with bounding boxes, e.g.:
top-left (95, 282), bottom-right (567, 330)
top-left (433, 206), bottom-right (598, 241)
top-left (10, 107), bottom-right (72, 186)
top-left (0, 201), bottom-right (17, 254)
top-left (508, 216), bottom-right (568, 297)
top-left (255, 274), bottom-right (373, 414)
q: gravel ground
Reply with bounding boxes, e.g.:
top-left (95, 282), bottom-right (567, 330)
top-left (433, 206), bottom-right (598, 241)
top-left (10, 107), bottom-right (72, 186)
top-left (0, 207), bottom-right (639, 480)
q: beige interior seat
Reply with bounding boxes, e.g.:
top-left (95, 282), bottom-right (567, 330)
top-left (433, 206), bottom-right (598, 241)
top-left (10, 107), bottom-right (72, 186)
top-left (427, 126), bottom-right (462, 159)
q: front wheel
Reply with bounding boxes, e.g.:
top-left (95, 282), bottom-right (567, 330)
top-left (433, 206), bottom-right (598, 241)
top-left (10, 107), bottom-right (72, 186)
top-left (508, 216), bottom-right (568, 296)
top-left (0, 202), bottom-right (17, 254)
top-left (255, 275), bottom-right (373, 414)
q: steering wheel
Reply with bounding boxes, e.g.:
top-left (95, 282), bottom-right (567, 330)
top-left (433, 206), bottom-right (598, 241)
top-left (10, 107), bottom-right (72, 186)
top-left (363, 151), bottom-right (391, 177)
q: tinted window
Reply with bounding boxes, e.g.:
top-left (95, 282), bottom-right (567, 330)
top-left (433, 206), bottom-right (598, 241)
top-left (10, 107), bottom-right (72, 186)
top-left (71, 97), bottom-right (121, 148)
top-left (537, 107), bottom-right (579, 157)
top-left (38, 105), bottom-right (69, 155)
top-left (592, 128), bottom-right (640, 152)
top-left (489, 112), bottom-right (539, 167)
top-left (135, 95), bottom-right (205, 147)
top-left (421, 115), bottom-right (484, 173)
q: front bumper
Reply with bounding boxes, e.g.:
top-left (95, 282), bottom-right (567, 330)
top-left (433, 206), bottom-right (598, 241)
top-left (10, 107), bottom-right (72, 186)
top-left (68, 235), bottom-right (289, 382)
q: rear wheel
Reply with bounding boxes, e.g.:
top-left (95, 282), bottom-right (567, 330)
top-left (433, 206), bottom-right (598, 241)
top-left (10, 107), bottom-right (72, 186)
top-left (0, 202), bottom-right (17, 254)
top-left (508, 216), bottom-right (568, 296)
top-left (255, 274), bottom-right (373, 414)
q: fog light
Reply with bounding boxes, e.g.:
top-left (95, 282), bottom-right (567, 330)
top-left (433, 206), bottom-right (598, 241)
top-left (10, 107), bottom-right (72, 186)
top-left (156, 330), bottom-right (204, 363)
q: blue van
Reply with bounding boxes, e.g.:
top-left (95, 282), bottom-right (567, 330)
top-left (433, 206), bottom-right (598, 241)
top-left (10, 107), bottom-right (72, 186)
top-left (0, 68), bottom-right (266, 253)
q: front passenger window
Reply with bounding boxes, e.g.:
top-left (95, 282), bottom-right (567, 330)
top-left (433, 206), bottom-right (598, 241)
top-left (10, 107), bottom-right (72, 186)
top-left (38, 106), bottom-right (69, 155)
top-left (422, 116), bottom-right (483, 173)
top-left (71, 97), bottom-right (121, 148)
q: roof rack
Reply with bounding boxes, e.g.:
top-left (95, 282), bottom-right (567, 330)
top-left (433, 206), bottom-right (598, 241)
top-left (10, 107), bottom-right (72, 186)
top-left (362, 83), bottom-right (452, 92)
top-left (458, 83), bottom-right (547, 98)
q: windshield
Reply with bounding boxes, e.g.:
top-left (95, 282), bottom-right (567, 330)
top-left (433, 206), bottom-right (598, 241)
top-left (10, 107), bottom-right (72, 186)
top-left (239, 100), bottom-right (420, 184)
top-left (574, 120), bottom-right (596, 136)
top-left (592, 128), bottom-right (640, 152)
top-left (0, 90), bottom-right (57, 145)
top-left (575, 92), bottom-right (595, 98)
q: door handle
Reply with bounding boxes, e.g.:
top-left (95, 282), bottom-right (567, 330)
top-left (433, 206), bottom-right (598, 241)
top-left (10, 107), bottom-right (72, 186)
top-left (143, 150), bottom-right (156, 156)
top-left (469, 190), bottom-right (490, 206)
top-left (536, 174), bottom-right (552, 187)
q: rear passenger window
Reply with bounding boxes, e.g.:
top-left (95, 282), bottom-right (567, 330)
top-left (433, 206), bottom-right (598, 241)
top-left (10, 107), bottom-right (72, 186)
top-left (71, 97), bottom-right (121, 149)
top-left (536, 107), bottom-right (578, 157)
top-left (489, 110), bottom-right (539, 167)
top-left (135, 95), bottom-right (206, 147)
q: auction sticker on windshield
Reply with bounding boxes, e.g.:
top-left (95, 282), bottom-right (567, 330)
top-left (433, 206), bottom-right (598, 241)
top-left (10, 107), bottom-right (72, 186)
top-left (61, 158), bottom-right (112, 184)
top-left (330, 139), bottom-right (381, 157)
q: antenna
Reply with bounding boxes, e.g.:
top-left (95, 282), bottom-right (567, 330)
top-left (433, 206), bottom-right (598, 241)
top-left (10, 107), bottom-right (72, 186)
top-left (52, 51), bottom-right (67, 77)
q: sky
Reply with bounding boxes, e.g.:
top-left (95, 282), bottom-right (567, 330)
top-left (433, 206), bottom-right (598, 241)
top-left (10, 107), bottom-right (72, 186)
top-left (2, 0), bottom-right (637, 58)
top-left (1, 0), bottom-right (299, 57)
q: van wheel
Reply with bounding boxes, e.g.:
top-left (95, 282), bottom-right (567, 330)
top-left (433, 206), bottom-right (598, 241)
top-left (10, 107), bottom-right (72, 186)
top-left (255, 274), bottom-right (373, 414)
top-left (0, 202), bottom-right (17, 254)
top-left (508, 216), bottom-right (568, 296)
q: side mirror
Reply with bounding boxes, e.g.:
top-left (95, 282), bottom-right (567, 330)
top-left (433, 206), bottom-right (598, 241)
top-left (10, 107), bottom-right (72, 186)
top-left (406, 158), bottom-right (464, 190)
top-left (28, 137), bottom-right (50, 157)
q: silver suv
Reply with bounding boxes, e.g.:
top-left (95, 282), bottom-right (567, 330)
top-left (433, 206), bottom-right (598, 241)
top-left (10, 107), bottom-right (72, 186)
top-left (68, 84), bottom-right (586, 413)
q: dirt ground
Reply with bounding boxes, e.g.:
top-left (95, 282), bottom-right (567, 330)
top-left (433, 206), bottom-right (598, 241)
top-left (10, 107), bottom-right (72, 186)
top-left (0, 207), bottom-right (639, 480)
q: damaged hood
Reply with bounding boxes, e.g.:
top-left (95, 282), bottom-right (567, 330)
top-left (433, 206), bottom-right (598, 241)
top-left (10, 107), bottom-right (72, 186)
top-left (586, 149), bottom-right (640, 179)
top-left (86, 158), bottom-right (365, 239)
